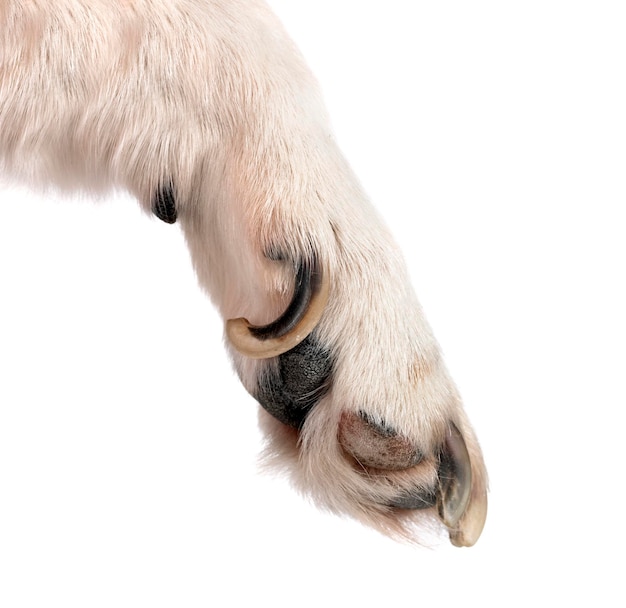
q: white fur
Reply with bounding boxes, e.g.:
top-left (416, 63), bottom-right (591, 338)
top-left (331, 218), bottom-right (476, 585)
top-left (0, 0), bottom-right (487, 544)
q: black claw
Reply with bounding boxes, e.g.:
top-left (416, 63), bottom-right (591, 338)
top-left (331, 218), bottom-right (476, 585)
top-left (153, 183), bottom-right (177, 224)
top-left (255, 335), bottom-right (333, 429)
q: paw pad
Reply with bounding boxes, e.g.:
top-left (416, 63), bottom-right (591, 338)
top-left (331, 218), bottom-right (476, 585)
top-left (255, 336), bottom-right (332, 428)
top-left (152, 184), bottom-right (177, 224)
top-left (338, 411), bottom-right (424, 470)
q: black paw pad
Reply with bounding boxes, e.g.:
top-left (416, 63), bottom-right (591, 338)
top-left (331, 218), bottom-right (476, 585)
top-left (387, 487), bottom-right (437, 510)
top-left (152, 184), bottom-right (177, 224)
top-left (256, 336), bottom-right (333, 429)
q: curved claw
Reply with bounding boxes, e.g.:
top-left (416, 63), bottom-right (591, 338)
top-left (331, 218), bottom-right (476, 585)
top-left (437, 423), bottom-right (473, 529)
top-left (226, 254), bottom-right (329, 359)
top-left (449, 484), bottom-right (488, 548)
top-left (437, 423), bottom-right (488, 547)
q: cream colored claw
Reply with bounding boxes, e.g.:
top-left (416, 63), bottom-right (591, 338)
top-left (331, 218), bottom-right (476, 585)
top-left (437, 423), bottom-right (488, 547)
top-left (226, 254), bottom-right (329, 359)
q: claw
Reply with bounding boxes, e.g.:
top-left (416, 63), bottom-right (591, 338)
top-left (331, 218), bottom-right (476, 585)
top-left (436, 423), bottom-right (472, 528)
top-left (437, 423), bottom-right (487, 547)
top-left (226, 254), bottom-right (329, 359)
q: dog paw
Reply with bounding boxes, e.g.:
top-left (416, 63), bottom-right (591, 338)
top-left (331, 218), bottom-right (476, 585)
top-left (224, 248), bottom-right (488, 547)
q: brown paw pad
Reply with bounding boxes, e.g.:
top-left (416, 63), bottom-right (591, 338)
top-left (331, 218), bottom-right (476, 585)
top-left (338, 411), bottom-right (424, 470)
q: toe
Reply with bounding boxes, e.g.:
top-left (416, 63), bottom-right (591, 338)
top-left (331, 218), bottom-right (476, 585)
top-left (338, 411), bottom-right (424, 470)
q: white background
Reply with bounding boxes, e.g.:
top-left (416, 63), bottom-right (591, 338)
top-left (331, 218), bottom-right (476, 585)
top-left (1, 1), bottom-right (624, 606)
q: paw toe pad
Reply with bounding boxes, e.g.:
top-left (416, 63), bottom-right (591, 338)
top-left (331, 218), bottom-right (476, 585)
top-left (338, 411), bottom-right (424, 470)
